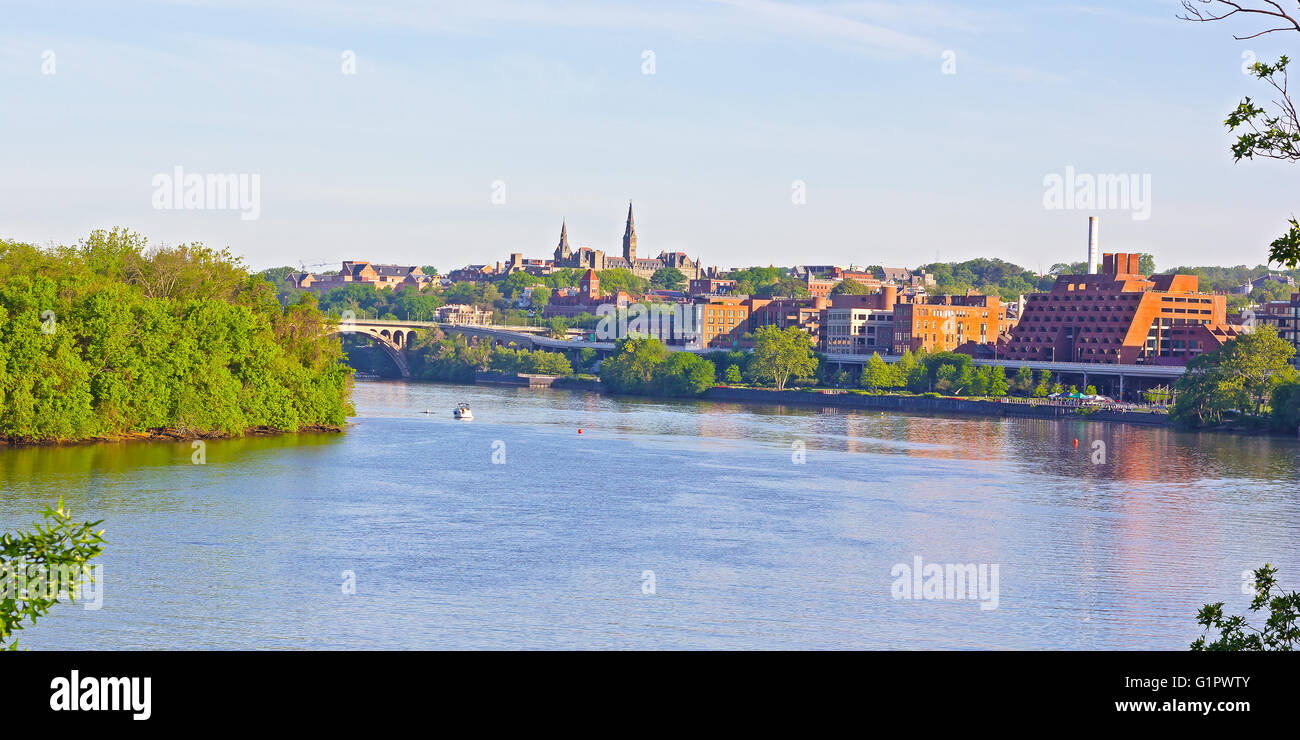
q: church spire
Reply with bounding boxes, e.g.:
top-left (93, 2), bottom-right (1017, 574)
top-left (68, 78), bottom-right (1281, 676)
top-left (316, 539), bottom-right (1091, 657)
top-left (555, 219), bottom-right (571, 262)
top-left (622, 201), bottom-right (637, 263)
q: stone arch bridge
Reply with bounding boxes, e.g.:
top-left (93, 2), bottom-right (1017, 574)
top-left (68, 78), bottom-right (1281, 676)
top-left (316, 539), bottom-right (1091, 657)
top-left (329, 319), bottom-right (607, 378)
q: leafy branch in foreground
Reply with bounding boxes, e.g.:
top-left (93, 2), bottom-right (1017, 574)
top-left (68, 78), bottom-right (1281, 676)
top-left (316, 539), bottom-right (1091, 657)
top-left (1180, 3), bottom-right (1300, 267)
top-left (0, 499), bottom-right (106, 649)
top-left (1192, 564), bottom-right (1300, 650)
top-left (1226, 57), bottom-right (1300, 163)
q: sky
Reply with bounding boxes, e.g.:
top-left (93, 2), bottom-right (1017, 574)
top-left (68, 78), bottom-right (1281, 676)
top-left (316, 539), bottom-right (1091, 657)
top-left (2, 0), bottom-right (1298, 274)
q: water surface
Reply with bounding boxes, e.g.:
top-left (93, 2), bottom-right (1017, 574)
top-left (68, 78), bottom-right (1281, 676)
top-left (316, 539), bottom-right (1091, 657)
top-left (2, 380), bottom-right (1297, 649)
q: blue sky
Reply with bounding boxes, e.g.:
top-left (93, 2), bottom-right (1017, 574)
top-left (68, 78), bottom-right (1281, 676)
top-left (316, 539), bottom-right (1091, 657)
top-left (3, 0), bottom-right (1297, 273)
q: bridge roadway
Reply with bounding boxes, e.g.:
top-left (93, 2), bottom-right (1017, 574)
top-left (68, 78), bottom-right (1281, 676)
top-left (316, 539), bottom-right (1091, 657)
top-left (346, 319), bottom-right (1186, 390)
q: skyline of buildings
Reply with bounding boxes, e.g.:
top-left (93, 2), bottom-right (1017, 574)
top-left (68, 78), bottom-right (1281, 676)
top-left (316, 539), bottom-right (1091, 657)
top-left (278, 211), bottom-right (1300, 371)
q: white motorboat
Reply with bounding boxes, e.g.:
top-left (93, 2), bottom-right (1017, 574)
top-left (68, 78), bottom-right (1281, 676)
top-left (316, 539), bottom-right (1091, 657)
top-left (453, 403), bottom-right (473, 420)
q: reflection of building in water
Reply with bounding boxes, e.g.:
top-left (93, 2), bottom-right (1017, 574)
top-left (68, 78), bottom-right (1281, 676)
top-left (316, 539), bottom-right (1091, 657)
top-left (892, 415), bottom-right (1014, 461)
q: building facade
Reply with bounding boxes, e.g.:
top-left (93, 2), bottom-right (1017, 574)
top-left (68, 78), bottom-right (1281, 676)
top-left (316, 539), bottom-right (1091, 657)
top-left (1003, 252), bottom-right (1241, 365)
top-left (289, 261), bottom-right (430, 293)
top-left (891, 293), bottom-right (1010, 355)
top-left (822, 287), bottom-right (900, 355)
top-left (1254, 292), bottom-right (1300, 368)
top-left (550, 203), bottom-right (707, 281)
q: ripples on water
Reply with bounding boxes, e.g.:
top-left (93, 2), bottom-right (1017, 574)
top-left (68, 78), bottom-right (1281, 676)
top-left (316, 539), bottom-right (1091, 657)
top-left (1, 380), bottom-right (1297, 649)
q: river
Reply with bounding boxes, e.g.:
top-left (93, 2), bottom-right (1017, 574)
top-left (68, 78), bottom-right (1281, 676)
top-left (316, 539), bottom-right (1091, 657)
top-left (3, 379), bottom-right (1297, 649)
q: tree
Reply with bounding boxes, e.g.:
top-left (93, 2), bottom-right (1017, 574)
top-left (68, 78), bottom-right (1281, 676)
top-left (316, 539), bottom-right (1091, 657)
top-left (499, 270), bottom-right (542, 299)
top-left (859, 352), bottom-right (893, 391)
top-left (831, 279), bottom-right (869, 295)
top-left (1171, 325), bottom-right (1299, 425)
top-left (530, 285), bottom-right (551, 312)
top-left (600, 336), bottom-right (669, 393)
top-left (2, 500), bottom-right (106, 648)
top-left (546, 316), bottom-right (568, 339)
top-left (1033, 370), bottom-right (1053, 398)
top-left (596, 268), bottom-right (649, 296)
top-left (1180, 2), bottom-right (1300, 267)
top-left (987, 365), bottom-right (1010, 397)
top-left (755, 277), bottom-right (810, 299)
top-left (920, 352), bottom-right (974, 394)
top-left (599, 336), bottom-right (712, 397)
top-left (1192, 564), bottom-right (1300, 650)
top-left (1011, 366), bottom-right (1033, 396)
top-left (749, 325), bottom-right (817, 390)
top-left (968, 366), bottom-right (989, 397)
top-left (724, 364), bottom-right (742, 383)
top-left (655, 352), bottom-right (715, 396)
top-left (649, 267), bottom-right (686, 291)
top-left (1139, 254), bottom-right (1157, 275)
top-left (0, 231), bottom-right (354, 442)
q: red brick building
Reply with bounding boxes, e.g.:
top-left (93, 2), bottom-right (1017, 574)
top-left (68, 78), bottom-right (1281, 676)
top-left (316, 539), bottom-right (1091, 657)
top-left (1003, 252), bottom-right (1243, 365)
top-left (891, 292), bottom-right (1010, 355)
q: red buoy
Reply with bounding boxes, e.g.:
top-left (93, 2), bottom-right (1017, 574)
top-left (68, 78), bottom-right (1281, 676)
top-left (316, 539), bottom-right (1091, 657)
top-left (578, 429), bottom-right (583, 435)
top-left (1073, 438), bottom-right (1079, 448)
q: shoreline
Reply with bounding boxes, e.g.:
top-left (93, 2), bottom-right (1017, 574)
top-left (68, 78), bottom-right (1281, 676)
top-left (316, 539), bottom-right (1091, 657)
top-left (702, 386), bottom-right (1172, 426)
top-left (0, 424), bottom-right (346, 449)
top-left (375, 374), bottom-right (1297, 439)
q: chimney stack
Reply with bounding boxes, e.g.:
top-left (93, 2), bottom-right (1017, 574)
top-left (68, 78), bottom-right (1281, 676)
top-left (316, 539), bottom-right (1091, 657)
top-left (1087, 217), bottom-right (1099, 274)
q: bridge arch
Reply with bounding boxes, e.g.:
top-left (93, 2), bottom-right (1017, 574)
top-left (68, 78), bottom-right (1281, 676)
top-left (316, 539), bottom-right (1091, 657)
top-left (329, 325), bottom-right (411, 378)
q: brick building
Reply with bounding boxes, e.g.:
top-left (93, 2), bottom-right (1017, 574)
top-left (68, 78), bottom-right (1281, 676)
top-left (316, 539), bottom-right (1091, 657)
top-left (1003, 252), bottom-right (1243, 365)
top-left (1254, 293), bottom-right (1300, 368)
top-left (289, 261), bottom-right (430, 293)
top-left (696, 296), bottom-right (752, 348)
top-left (822, 287), bottom-right (900, 355)
top-left (891, 292), bottom-right (1010, 355)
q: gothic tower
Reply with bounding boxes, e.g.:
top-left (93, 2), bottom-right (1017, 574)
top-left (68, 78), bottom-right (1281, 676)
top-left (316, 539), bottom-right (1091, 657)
top-left (554, 219), bottom-right (571, 263)
top-left (622, 201), bottom-right (637, 263)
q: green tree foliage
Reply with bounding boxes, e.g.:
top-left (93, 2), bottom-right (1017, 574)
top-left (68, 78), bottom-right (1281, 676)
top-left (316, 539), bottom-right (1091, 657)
top-left (724, 364), bottom-right (743, 383)
top-left (529, 284), bottom-right (551, 311)
top-left (1176, 5), bottom-right (1300, 266)
top-left (650, 267), bottom-right (687, 291)
top-left (749, 325), bottom-right (817, 390)
top-left (499, 270), bottom-right (543, 300)
top-left (987, 365), bottom-right (1010, 397)
top-left (1192, 564), bottom-right (1299, 650)
top-left (1271, 381), bottom-right (1300, 432)
top-left (487, 345), bottom-right (573, 376)
top-left (726, 266), bottom-right (784, 296)
top-left (919, 258), bottom-right (1049, 301)
top-left (830, 278), bottom-right (869, 295)
top-left (859, 352), bottom-right (895, 391)
top-left (0, 230), bottom-right (353, 442)
top-left (1, 499), bottom-right (107, 649)
top-left (919, 352), bottom-right (974, 395)
top-left (754, 277), bottom-right (811, 299)
top-left (705, 349), bottom-right (749, 381)
top-left (1033, 370), bottom-right (1053, 398)
top-left (1010, 366), bottom-right (1034, 396)
top-left (599, 337), bottom-right (714, 397)
top-left (546, 316), bottom-right (568, 338)
top-left (1171, 326), bottom-right (1299, 427)
top-left (407, 332), bottom-right (488, 383)
top-left (596, 268), bottom-right (649, 296)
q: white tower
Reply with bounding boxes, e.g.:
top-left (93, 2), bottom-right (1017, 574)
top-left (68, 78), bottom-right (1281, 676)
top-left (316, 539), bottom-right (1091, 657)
top-left (1087, 217), bottom-right (1099, 274)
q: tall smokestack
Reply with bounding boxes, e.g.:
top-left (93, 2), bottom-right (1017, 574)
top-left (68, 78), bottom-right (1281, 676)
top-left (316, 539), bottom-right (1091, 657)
top-left (1087, 217), bottom-right (1099, 274)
